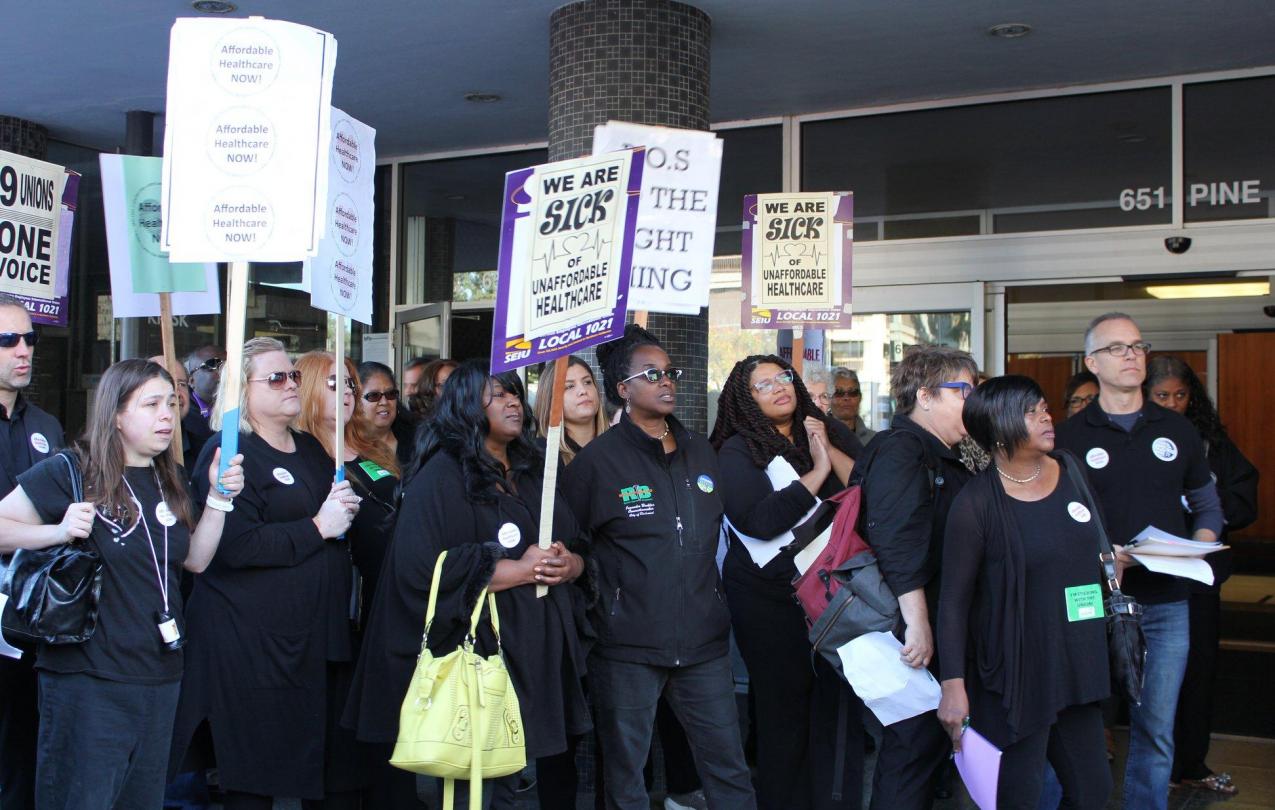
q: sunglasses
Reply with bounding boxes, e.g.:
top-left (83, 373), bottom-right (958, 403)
top-left (363, 388), bottom-right (400, 403)
top-left (621, 367), bottom-right (684, 385)
top-left (326, 375), bottom-right (357, 392)
top-left (249, 370), bottom-right (302, 389)
top-left (194, 356), bottom-right (224, 373)
top-left (0, 331), bottom-right (38, 349)
top-left (832, 387), bottom-right (861, 398)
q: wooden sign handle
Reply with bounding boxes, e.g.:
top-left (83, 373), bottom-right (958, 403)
top-left (158, 292), bottom-right (185, 465)
top-left (535, 356), bottom-right (570, 598)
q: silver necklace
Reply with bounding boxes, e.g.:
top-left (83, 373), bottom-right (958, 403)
top-left (997, 462), bottom-right (1042, 484)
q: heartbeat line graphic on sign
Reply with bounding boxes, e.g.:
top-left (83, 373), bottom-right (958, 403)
top-left (765, 243), bottom-right (824, 266)
top-left (534, 231), bottom-right (612, 275)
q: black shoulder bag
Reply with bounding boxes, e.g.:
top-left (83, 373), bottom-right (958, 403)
top-left (1059, 450), bottom-right (1147, 705)
top-left (0, 451), bottom-right (103, 645)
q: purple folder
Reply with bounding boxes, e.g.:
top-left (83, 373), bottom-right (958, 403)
top-left (954, 726), bottom-right (1002, 810)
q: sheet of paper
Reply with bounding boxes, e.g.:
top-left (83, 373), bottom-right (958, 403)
top-left (725, 455), bottom-right (822, 568)
top-left (1129, 552), bottom-right (1215, 586)
top-left (0, 594), bottom-right (27, 660)
top-left (793, 523), bottom-right (832, 575)
top-left (954, 726), bottom-right (1002, 810)
top-left (837, 631), bottom-right (940, 726)
top-left (1128, 525), bottom-right (1224, 555)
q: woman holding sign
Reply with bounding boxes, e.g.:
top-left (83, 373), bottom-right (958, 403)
top-left (171, 338), bottom-right (361, 809)
top-left (0, 359), bottom-right (244, 810)
top-left (563, 325), bottom-right (757, 810)
top-left (345, 362), bottom-right (592, 810)
top-left (936, 376), bottom-right (1112, 808)
top-left (709, 354), bottom-right (862, 810)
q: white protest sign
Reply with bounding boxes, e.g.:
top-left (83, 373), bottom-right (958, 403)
top-left (161, 17), bottom-right (337, 263)
top-left (0, 150), bottom-right (67, 304)
top-left (307, 108), bottom-right (375, 324)
top-left (592, 122), bottom-right (721, 315)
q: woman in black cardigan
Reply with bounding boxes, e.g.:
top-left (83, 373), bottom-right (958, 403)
top-left (709, 354), bottom-right (862, 810)
top-left (936, 375), bottom-right (1112, 809)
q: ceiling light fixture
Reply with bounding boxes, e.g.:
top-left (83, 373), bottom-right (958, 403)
top-left (988, 23), bottom-right (1032, 39)
top-left (1145, 281), bottom-right (1270, 300)
top-left (192, 0), bottom-right (237, 13)
top-left (464, 92), bottom-right (502, 104)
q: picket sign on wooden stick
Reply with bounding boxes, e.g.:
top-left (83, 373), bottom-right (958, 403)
top-left (333, 315), bottom-right (346, 484)
top-left (535, 356), bottom-right (570, 598)
top-left (633, 310), bottom-right (649, 329)
top-left (791, 326), bottom-right (805, 377)
top-left (158, 292), bottom-right (185, 465)
top-left (216, 261), bottom-right (250, 495)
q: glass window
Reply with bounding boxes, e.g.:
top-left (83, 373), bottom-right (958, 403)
top-left (802, 89), bottom-right (1172, 237)
top-left (398, 149), bottom-right (548, 306)
top-left (714, 125), bottom-right (782, 255)
top-left (825, 312), bottom-right (971, 429)
top-left (1184, 76), bottom-right (1275, 223)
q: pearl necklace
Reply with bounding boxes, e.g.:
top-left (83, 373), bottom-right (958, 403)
top-left (644, 421), bottom-right (671, 441)
top-left (997, 462), bottom-right (1042, 484)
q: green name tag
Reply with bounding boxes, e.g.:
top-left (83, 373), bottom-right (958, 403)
top-left (358, 460), bottom-right (392, 480)
top-left (1064, 583), bottom-right (1104, 622)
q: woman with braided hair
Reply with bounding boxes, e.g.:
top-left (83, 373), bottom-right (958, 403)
top-left (708, 355), bottom-right (864, 810)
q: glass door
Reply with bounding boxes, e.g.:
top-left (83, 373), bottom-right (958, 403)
top-left (394, 302), bottom-right (449, 379)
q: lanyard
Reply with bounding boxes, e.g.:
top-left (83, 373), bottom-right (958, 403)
top-left (120, 472), bottom-right (170, 614)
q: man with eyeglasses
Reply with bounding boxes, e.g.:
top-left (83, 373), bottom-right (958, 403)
top-left (830, 367), bottom-right (876, 444)
top-left (0, 293), bottom-right (64, 810)
top-left (183, 346), bottom-right (225, 474)
top-left (1055, 312), bottom-right (1224, 810)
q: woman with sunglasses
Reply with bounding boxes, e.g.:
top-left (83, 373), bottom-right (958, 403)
top-left (0, 359), bottom-right (244, 810)
top-left (563, 325), bottom-right (757, 810)
top-left (936, 376), bottom-right (1112, 808)
top-left (357, 361), bottom-right (416, 470)
top-left (856, 345), bottom-right (978, 810)
top-left (830, 367), bottom-right (875, 444)
top-left (346, 363), bottom-right (591, 809)
top-left (709, 355), bottom-right (862, 810)
top-left (171, 338), bottom-right (361, 810)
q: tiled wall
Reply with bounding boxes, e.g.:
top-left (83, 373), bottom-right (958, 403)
top-left (0, 116), bottom-right (48, 159)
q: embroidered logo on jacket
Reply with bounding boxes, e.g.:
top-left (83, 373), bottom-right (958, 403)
top-left (618, 484), bottom-right (655, 518)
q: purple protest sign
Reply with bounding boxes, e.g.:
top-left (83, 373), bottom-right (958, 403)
top-left (741, 192), bottom-right (853, 330)
top-left (491, 149), bottom-right (644, 373)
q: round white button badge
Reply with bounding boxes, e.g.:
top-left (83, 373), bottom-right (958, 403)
top-left (272, 467), bottom-right (295, 485)
top-left (1085, 447), bottom-right (1109, 469)
top-left (1151, 438), bottom-right (1178, 462)
top-left (1067, 502), bottom-right (1092, 523)
top-left (30, 432), bottom-right (49, 454)
top-left (155, 502), bottom-right (178, 527)
top-left (497, 522), bottom-right (521, 549)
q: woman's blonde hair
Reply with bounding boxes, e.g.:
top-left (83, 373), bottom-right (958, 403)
top-left (209, 337), bottom-right (287, 435)
top-left (535, 356), bottom-right (609, 466)
top-left (293, 351), bottom-right (399, 476)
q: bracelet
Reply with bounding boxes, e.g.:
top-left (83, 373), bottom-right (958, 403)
top-left (205, 495), bottom-right (234, 513)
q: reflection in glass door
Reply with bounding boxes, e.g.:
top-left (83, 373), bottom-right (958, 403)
top-left (395, 302), bottom-right (447, 380)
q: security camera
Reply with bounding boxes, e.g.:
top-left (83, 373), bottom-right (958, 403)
top-left (1264, 305), bottom-right (1275, 318)
top-left (1164, 237), bottom-right (1192, 254)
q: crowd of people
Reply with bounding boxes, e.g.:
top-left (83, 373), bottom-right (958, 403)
top-left (0, 288), bottom-right (1257, 810)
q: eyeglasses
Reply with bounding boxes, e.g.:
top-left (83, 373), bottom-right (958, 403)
top-left (621, 367), bottom-right (684, 385)
top-left (814, 393), bottom-right (832, 406)
top-left (935, 381), bottom-right (974, 400)
top-left (833, 387), bottom-right (861, 399)
top-left (1065, 393), bottom-right (1097, 410)
top-left (1089, 341), bottom-right (1151, 358)
top-left (752, 370), bottom-right (794, 395)
top-left (363, 388), bottom-right (400, 403)
top-left (194, 356), bottom-right (224, 373)
top-left (0, 331), bottom-right (38, 349)
top-left (326, 375), bottom-right (357, 392)
top-left (248, 370), bottom-right (302, 389)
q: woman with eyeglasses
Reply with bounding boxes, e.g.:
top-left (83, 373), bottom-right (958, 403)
top-left (854, 345), bottom-right (978, 810)
top-left (1062, 371), bottom-right (1100, 419)
top-left (709, 355), bottom-right (863, 810)
top-left (563, 325), bottom-right (757, 810)
top-left (0, 359), bottom-right (244, 809)
top-left (1143, 356), bottom-right (1255, 797)
top-left (803, 365), bottom-right (833, 414)
top-left (935, 375), bottom-right (1113, 808)
top-left (830, 367), bottom-right (875, 444)
top-left (345, 362), bottom-right (592, 810)
top-left (357, 361), bottom-right (416, 470)
top-left (171, 338), bottom-right (362, 810)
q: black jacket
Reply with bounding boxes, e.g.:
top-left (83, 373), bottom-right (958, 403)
top-left (181, 407), bottom-right (213, 473)
top-left (563, 414), bottom-right (730, 667)
top-left (0, 393), bottom-right (64, 500)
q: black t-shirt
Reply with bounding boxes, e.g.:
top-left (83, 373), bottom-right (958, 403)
top-left (18, 459), bottom-right (190, 683)
top-left (1055, 401), bottom-right (1213, 604)
top-left (0, 394), bottom-right (64, 501)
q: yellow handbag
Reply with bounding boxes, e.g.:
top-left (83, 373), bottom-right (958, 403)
top-left (390, 550), bottom-right (526, 810)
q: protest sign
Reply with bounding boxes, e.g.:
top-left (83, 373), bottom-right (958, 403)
top-left (307, 108), bottom-right (375, 325)
top-left (741, 192), bottom-right (853, 330)
top-left (592, 122), bottom-right (721, 315)
top-left (0, 150), bottom-right (70, 324)
top-left (490, 149), bottom-right (644, 373)
top-left (778, 329), bottom-right (825, 365)
top-left (101, 154), bottom-right (220, 318)
top-left (161, 17), bottom-right (337, 263)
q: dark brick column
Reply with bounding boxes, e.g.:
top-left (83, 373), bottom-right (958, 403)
top-left (548, 0), bottom-right (712, 432)
top-left (0, 116), bottom-right (48, 159)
